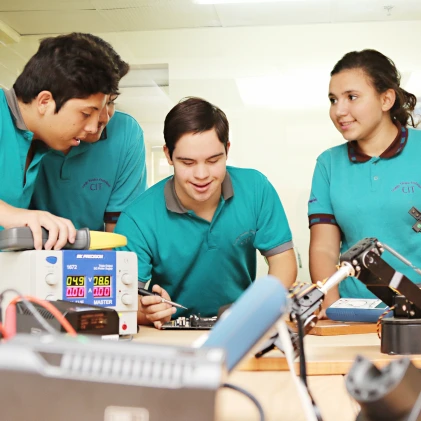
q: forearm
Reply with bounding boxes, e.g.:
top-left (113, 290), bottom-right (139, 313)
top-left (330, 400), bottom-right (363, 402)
top-left (267, 249), bottom-right (298, 289)
top-left (309, 248), bottom-right (340, 308)
top-left (105, 222), bottom-right (116, 233)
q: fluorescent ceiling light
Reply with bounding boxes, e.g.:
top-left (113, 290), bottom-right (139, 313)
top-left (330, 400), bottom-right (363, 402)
top-left (236, 71), bottom-right (329, 109)
top-left (195, 0), bottom-right (310, 4)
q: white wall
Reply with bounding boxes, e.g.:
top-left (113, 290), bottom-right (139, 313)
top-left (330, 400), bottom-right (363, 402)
top-left (102, 21), bottom-right (421, 281)
top-left (2, 20), bottom-right (421, 281)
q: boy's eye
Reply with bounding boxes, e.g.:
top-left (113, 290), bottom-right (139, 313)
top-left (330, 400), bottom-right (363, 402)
top-left (108, 94), bottom-right (118, 105)
top-left (82, 112), bottom-right (91, 118)
top-left (329, 98), bottom-right (337, 104)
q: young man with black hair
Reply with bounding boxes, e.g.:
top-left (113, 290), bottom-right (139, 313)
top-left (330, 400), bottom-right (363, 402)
top-left (115, 97), bottom-right (297, 329)
top-left (31, 35), bottom-right (147, 233)
top-left (0, 32), bottom-right (121, 249)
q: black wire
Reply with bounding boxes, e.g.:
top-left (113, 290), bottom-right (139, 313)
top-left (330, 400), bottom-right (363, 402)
top-left (222, 383), bottom-right (265, 421)
top-left (291, 295), bottom-right (323, 421)
top-left (291, 297), bottom-right (307, 386)
top-left (0, 288), bottom-right (58, 335)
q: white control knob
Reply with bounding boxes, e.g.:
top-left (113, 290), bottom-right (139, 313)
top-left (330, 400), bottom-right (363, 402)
top-left (121, 273), bottom-right (133, 285)
top-left (45, 273), bottom-right (57, 286)
top-left (45, 294), bottom-right (56, 301)
top-left (121, 294), bottom-right (133, 305)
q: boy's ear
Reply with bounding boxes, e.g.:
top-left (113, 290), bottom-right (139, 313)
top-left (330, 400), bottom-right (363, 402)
top-left (163, 145), bottom-right (173, 165)
top-left (36, 91), bottom-right (56, 115)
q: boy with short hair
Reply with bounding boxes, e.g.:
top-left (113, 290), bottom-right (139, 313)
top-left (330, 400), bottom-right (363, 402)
top-left (115, 97), bottom-right (297, 328)
top-left (0, 32), bottom-right (121, 249)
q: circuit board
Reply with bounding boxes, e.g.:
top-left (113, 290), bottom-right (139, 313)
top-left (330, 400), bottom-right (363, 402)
top-left (161, 315), bottom-right (217, 330)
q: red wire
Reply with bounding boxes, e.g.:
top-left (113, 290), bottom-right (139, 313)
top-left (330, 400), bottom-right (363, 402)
top-left (7, 296), bottom-right (77, 337)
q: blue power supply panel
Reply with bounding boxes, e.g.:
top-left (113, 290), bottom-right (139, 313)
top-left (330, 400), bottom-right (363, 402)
top-left (326, 298), bottom-right (392, 323)
top-left (62, 250), bottom-right (117, 307)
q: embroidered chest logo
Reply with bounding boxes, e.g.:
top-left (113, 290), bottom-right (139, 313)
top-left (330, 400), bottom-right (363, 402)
top-left (82, 178), bottom-right (111, 191)
top-left (391, 181), bottom-right (421, 194)
top-left (234, 230), bottom-right (256, 246)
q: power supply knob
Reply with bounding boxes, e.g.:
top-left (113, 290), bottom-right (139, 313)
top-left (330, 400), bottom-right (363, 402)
top-left (45, 294), bottom-right (56, 301)
top-left (121, 273), bottom-right (133, 285)
top-left (45, 273), bottom-right (57, 285)
top-left (121, 294), bottom-right (133, 305)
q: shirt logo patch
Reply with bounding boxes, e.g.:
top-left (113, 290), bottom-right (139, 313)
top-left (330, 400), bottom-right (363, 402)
top-left (234, 230), bottom-right (256, 246)
top-left (82, 178), bottom-right (111, 191)
top-left (391, 181), bottom-right (421, 194)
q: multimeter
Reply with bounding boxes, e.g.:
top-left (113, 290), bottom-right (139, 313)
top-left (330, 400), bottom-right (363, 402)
top-left (326, 298), bottom-right (391, 323)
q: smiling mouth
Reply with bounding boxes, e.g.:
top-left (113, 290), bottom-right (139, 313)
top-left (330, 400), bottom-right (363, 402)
top-left (192, 181), bottom-right (212, 188)
top-left (339, 121), bottom-right (355, 128)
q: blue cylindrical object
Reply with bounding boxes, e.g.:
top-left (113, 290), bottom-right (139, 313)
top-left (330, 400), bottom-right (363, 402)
top-left (202, 275), bottom-right (287, 372)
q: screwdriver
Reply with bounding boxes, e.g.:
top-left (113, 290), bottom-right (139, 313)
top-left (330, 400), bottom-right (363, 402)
top-left (138, 287), bottom-right (188, 310)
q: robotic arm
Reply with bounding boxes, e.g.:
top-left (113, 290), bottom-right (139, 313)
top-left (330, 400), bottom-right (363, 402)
top-left (256, 237), bottom-right (421, 358)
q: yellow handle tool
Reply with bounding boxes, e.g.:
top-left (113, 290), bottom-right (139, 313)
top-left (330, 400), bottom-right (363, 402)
top-left (0, 227), bottom-right (127, 251)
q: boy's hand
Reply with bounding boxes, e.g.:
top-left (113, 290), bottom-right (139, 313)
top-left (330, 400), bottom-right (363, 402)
top-left (138, 284), bottom-right (177, 329)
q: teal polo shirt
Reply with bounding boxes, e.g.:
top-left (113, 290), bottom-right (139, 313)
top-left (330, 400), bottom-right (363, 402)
top-left (308, 124), bottom-right (421, 298)
top-left (115, 166), bottom-right (293, 317)
top-left (0, 89), bottom-right (49, 229)
top-left (31, 111), bottom-right (147, 231)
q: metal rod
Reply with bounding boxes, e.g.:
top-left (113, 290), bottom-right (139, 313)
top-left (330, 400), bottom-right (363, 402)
top-left (382, 243), bottom-right (421, 277)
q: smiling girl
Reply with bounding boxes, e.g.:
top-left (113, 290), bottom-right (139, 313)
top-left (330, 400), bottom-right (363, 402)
top-left (308, 49), bottom-right (420, 310)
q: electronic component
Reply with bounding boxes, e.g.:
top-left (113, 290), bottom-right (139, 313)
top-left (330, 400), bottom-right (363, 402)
top-left (162, 315), bottom-right (217, 330)
top-left (0, 333), bottom-right (224, 421)
top-left (15, 300), bottom-right (119, 336)
top-left (409, 206), bottom-right (421, 233)
top-left (0, 250), bottom-right (138, 335)
top-left (0, 226), bottom-right (127, 250)
top-left (346, 355), bottom-right (421, 421)
top-left (326, 298), bottom-right (390, 323)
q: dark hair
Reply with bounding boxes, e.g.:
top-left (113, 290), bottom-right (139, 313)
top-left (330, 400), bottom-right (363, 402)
top-left (164, 97), bottom-right (229, 159)
top-left (82, 33), bottom-right (129, 81)
top-left (331, 49), bottom-right (417, 127)
top-left (13, 32), bottom-right (122, 112)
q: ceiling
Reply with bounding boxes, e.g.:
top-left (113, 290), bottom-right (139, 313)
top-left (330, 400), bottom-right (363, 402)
top-left (1, 0), bottom-right (421, 145)
top-left (0, 0), bottom-right (420, 35)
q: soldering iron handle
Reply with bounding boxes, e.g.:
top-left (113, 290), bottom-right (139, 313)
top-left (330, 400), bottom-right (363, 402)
top-left (138, 288), bottom-right (155, 297)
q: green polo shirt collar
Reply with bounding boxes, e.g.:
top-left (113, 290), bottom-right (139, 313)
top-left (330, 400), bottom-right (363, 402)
top-left (347, 122), bottom-right (408, 163)
top-left (4, 88), bottom-right (28, 131)
top-left (164, 171), bottom-right (234, 214)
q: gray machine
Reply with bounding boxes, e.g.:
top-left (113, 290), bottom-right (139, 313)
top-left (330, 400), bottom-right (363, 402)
top-left (0, 334), bottom-right (225, 421)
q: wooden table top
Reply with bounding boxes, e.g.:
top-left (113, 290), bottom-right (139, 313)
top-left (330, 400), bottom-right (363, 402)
top-left (134, 323), bottom-right (421, 375)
